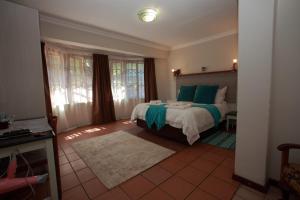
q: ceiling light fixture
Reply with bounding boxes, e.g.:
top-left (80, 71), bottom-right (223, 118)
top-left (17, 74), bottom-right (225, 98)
top-left (137, 8), bottom-right (158, 22)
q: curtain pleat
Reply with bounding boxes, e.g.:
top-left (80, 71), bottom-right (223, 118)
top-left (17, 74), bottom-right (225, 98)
top-left (45, 45), bottom-right (93, 132)
top-left (109, 59), bottom-right (144, 119)
top-left (144, 58), bottom-right (158, 102)
top-left (41, 42), bottom-right (53, 119)
top-left (92, 54), bottom-right (116, 124)
top-left (41, 42), bottom-right (62, 199)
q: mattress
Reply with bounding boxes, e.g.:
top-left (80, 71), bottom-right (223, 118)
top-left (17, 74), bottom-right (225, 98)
top-left (131, 102), bottom-right (228, 145)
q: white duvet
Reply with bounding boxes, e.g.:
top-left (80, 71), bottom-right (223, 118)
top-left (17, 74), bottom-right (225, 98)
top-left (131, 102), bottom-right (228, 145)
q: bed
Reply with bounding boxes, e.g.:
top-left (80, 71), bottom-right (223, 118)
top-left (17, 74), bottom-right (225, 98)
top-left (131, 71), bottom-right (237, 145)
top-left (131, 102), bottom-right (228, 145)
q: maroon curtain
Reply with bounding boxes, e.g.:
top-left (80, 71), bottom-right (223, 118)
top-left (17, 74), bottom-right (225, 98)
top-left (92, 54), bottom-right (116, 124)
top-left (41, 42), bottom-right (53, 119)
top-left (144, 58), bottom-right (158, 102)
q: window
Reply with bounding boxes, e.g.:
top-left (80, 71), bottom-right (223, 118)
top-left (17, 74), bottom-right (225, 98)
top-left (69, 56), bottom-right (93, 104)
top-left (45, 44), bottom-right (93, 132)
top-left (110, 58), bottom-right (144, 119)
top-left (110, 59), bottom-right (144, 101)
top-left (46, 47), bottom-right (93, 109)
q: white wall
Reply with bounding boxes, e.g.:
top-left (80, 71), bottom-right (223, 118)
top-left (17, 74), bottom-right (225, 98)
top-left (235, 0), bottom-right (275, 186)
top-left (268, 0), bottom-right (300, 180)
top-left (39, 17), bottom-right (171, 101)
top-left (39, 20), bottom-right (169, 59)
top-left (155, 58), bottom-right (171, 101)
top-left (168, 34), bottom-right (238, 99)
top-left (169, 34), bottom-right (237, 74)
top-left (0, 1), bottom-right (45, 120)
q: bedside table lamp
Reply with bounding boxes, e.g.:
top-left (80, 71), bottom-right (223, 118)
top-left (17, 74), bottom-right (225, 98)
top-left (171, 68), bottom-right (181, 77)
top-left (232, 59), bottom-right (238, 71)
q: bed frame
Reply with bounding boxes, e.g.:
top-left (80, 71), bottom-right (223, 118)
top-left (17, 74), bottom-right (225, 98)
top-left (137, 71), bottom-right (237, 144)
top-left (137, 119), bottom-right (225, 145)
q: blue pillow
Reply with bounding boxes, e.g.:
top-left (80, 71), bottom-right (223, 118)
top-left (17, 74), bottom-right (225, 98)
top-left (177, 85), bottom-right (197, 101)
top-left (193, 85), bottom-right (219, 104)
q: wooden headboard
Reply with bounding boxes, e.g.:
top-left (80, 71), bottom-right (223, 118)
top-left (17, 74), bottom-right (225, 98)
top-left (176, 71), bottom-right (237, 103)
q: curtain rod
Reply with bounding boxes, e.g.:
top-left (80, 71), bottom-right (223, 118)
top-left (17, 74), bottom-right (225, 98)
top-left (109, 55), bottom-right (144, 61)
top-left (44, 40), bottom-right (145, 60)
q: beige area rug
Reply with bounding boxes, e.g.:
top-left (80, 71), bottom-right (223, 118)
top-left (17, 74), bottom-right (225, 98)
top-left (71, 131), bottom-right (175, 189)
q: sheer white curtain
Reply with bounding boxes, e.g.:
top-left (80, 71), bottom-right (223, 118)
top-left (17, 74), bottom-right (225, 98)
top-left (45, 44), bottom-right (93, 132)
top-left (109, 58), bottom-right (144, 119)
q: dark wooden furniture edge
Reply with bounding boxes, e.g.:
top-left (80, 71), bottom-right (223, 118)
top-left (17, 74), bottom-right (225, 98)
top-left (232, 144), bottom-right (300, 196)
top-left (17, 159), bottom-right (48, 172)
top-left (278, 143), bottom-right (300, 151)
top-left (232, 174), bottom-right (269, 193)
top-left (278, 143), bottom-right (300, 175)
top-left (48, 116), bottom-right (62, 200)
top-left (178, 69), bottom-right (236, 77)
top-left (137, 119), bottom-right (189, 144)
top-left (277, 143), bottom-right (300, 199)
top-left (0, 117), bottom-right (61, 199)
top-left (268, 178), bottom-right (280, 187)
top-left (136, 119), bottom-right (224, 145)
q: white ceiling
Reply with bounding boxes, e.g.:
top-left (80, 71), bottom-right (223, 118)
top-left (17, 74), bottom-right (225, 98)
top-left (10, 0), bottom-right (238, 48)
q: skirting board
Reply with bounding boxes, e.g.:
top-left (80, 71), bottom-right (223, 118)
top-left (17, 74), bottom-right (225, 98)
top-left (232, 174), bottom-right (269, 193)
top-left (233, 175), bottom-right (282, 194)
top-left (268, 178), bottom-right (280, 187)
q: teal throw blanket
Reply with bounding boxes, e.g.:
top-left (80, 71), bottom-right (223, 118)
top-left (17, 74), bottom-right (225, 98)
top-left (145, 103), bottom-right (221, 130)
top-left (145, 104), bottom-right (167, 130)
top-left (192, 104), bottom-right (221, 127)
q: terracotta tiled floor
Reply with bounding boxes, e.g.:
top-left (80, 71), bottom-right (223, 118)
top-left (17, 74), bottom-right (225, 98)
top-left (57, 120), bottom-right (240, 200)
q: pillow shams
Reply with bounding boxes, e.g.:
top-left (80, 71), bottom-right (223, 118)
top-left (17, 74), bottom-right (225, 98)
top-left (193, 85), bottom-right (219, 104)
top-left (215, 86), bottom-right (228, 104)
top-left (177, 85), bottom-right (197, 102)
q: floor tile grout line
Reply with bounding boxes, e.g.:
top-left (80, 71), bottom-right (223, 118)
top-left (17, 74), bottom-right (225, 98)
top-left (183, 151), bottom-right (236, 200)
top-left (137, 144), bottom-right (234, 200)
top-left (60, 168), bottom-right (91, 199)
top-left (100, 156), bottom-right (231, 200)
top-left (119, 184), bottom-right (140, 200)
top-left (75, 169), bottom-right (95, 200)
top-left (140, 154), bottom-right (212, 200)
top-left (64, 152), bottom-right (81, 163)
top-left (70, 152), bottom-right (97, 200)
top-left (59, 123), bottom-right (236, 200)
top-left (118, 158), bottom-right (179, 200)
top-left (183, 164), bottom-right (220, 199)
top-left (139, 186), bottom-right (176, 200)
top-left (160, 147), bottom-right (210, 169)
top-left (232, 192), bottom-right (246, 200)
top-left (212, 173), bottom-right (240, 187)
top-left (140, 169), bottom-right (176, 199)
top-left (235, 185), bottom-right (268, 199)
top-left (135, 153), bottom-right (191, 200)
top-left (76, 127), bottom-right (181, 199)
top-left (60, 142), bottom-right (95, 199)
top-left (60, 144), bottom-right (84, 194)
top-left (188, 188), bottom-right (222, 200)
top-left (176, 168), bottom-right (211, 187)
top-left (58, 123), bottom-right (134, 189)
top-left (135, 176), bottom-right (176, 200)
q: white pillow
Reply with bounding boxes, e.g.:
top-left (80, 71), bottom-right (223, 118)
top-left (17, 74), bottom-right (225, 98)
top-left (215, 86), bottom-right (228, 104)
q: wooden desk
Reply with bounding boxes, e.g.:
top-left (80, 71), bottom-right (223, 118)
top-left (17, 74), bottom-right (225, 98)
top-left (0, 131), bottom-right (58, 199)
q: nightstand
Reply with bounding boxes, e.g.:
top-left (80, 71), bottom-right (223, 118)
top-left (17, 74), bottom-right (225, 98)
top-left (226, 111), bottom-right (237, 132)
